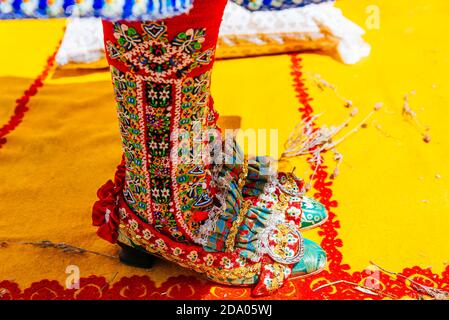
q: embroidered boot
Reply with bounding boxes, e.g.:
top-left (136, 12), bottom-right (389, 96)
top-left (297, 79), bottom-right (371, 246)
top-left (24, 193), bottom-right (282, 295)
top-left (93, 0), bottom-right (326, 296)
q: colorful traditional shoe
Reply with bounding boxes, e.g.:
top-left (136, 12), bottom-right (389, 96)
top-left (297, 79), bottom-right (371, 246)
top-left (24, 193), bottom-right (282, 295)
top-left (291, 238), bottom-right (327, 279)
top-left (92, 0), bottom-right (326, 297)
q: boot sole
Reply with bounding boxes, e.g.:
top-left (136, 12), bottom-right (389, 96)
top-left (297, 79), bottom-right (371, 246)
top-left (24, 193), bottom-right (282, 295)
top-left (118, 242), bottom-right (156, 269)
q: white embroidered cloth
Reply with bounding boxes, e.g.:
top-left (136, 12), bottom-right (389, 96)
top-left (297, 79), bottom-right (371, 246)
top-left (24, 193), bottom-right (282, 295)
top-left (55, 1), bottom-right (370, 66)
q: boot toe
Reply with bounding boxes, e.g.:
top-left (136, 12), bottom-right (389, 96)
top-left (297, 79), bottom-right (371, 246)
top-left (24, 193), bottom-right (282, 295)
top-left (300, 196), bottom-right (328, 230)
top-left (291, 238), bottom-right (327, 278)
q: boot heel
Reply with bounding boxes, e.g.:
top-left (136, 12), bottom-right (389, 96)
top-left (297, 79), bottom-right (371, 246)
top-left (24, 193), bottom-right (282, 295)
top-left (118, 242), bottom-right (155, 269)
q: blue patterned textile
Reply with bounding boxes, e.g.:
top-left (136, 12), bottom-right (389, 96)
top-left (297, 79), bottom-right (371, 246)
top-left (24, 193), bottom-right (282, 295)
top-left (232, 0), bottom-right (332, 11)
top-left (0, 0), bottom-right (194, 20)
top-left (0, 0), bottom-right (332, 20)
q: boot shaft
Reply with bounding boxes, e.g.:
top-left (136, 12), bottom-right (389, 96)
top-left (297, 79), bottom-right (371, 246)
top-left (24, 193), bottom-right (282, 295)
top-left (103, 0), bottom-right (228, 244)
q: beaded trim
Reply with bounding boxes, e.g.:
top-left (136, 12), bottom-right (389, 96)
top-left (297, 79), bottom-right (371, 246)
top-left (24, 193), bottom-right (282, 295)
top-left (225, 200), bottom-right (251, 252)
top-left (238, 158), bottom-right (249, 190)
top-left (224, 158), bottom-right (249, 252)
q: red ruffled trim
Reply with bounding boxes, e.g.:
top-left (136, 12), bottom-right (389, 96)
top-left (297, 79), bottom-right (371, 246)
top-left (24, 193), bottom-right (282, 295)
top-left (91, 160), bottom-right (126, 244)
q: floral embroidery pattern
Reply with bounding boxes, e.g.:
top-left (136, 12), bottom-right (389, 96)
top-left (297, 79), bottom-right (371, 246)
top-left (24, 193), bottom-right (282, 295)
top-left (116, 191), bottom-right (262, 286)
top-left (112, 67), bottom-right (151, 222)
top-left (106, 22), bottom-right (213, 79)
top-left (106, 22), bottom-right (217, 243)
top-left (252, 258), bottom-right (292, 296)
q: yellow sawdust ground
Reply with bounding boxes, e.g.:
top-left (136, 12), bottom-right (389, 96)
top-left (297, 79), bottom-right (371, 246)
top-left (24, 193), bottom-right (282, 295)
top-left (0, 0), bottom-right (448, 291)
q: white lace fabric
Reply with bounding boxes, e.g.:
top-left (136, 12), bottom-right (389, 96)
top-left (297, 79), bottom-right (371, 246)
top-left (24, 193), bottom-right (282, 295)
top-left (55, 1), bottom-right (370, 66)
